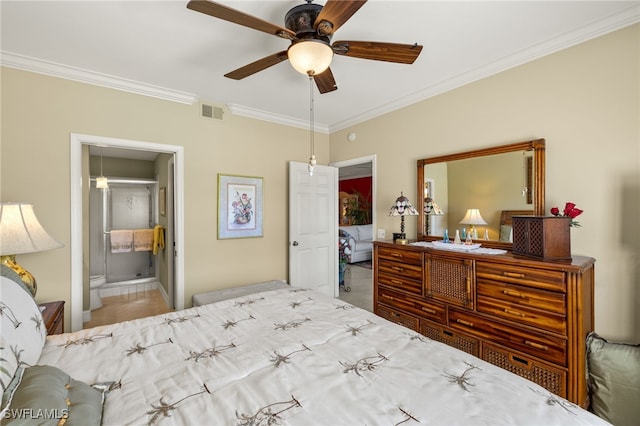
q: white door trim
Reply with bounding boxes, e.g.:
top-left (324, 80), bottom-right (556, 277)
top-left (70, 133), bottom-right (185, 331)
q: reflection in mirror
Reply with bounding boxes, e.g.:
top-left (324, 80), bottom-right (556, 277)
top-left (417, 139), bottom-right (545, 249)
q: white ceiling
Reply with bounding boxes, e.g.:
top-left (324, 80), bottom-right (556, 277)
top-left (2, 1), bottom-right (638, 135)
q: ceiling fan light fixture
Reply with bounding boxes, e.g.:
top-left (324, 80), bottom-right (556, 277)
top-left (96, 176), bottom-right (109, 189)
top-left (288, 39), bottom-right (333, 75)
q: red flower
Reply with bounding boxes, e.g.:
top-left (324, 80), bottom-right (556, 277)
top-left (550, 202), bottom-right (583, 227)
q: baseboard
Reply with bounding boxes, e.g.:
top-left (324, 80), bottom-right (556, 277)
top-left (157, 283), bottom-right (170, 307)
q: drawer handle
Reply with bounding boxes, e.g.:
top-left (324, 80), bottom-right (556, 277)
top-left (524, 340), bottom-right (549, 351)
top-left (504, 308), bottom-right (526, 317)
top-left (503, 289), bottom-right (528, 299)
top-left (391, 266), bottom-right (405, 272)
top-left (456, 319), bottom-right (474, 327)
top-left (391, 312), bottom-right (400, 318)
top-left (390, 253), bottom-right (403, 258)
top-left (391, 279), bottom-right (403, 285)
top-left (442, 330), bottom-right (454, 338)
top-left (382, 295), bottom-right (394, 301)
top-left (421, 306), bottom-right (436, 314)
top-left (503, 272), bottom-right (526, 279)
top-left (511, 355), bottom-right (531, 368)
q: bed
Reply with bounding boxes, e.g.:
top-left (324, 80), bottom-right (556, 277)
top-left (1, 267), bottom-right (609, 425)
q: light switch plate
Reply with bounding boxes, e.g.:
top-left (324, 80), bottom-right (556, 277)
top-left (377, 229), bottom-right (385, 239)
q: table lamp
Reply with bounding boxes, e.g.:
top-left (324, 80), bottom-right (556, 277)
top-left (459, 208), bottom-right (487, 240)
top-left (0, 203), bottom-right (63, 296)
top-left (388, 192), bottom-right (418, 244)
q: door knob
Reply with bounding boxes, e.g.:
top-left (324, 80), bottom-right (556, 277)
top-left (292, 241), bottom-right (299, 246)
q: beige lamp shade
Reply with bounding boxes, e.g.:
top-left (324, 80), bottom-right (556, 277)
top-left (459, 208), bottom-right (487, 225)
top-left (0, 203), bottom-right (63, 296)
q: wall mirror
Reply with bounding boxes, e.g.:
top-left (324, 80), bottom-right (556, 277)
top-left (417, 139), bottom-right (545, 249)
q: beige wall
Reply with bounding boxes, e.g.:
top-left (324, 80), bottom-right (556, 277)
top-left (330, 24), bottom-right (640, 341)
top-left (1, 66), bottom-right (329, 330)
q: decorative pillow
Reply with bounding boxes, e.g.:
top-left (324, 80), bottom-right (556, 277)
top-left (3, 365), bottom-right (107, 425)
top-left (499, 225), bottom-right (512, 242)
top-left (586, 332), bottom-right (640, 425)
top-left (1, 266), bottom-right (47, 417)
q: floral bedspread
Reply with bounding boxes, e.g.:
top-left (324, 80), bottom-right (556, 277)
top-left (39, 287), bottom-right (608, 425)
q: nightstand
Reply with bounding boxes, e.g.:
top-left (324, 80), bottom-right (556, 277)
top-left (39, 301), bottom-right (65, 335)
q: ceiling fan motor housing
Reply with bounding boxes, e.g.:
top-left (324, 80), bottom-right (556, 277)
top-left (285, 2), bottom-right (331, 44)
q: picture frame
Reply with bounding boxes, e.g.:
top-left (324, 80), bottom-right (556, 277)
top-left (217, 174), bottom-right (263, 239)
top-left (159, 186), bottom-right (166, 217)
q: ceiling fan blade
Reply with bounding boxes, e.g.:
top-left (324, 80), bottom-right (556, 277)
top-left (314, 0), bottom-right (367, 35)
top-left (332, 41), bottom-right (423, 64)
top-left (224, 51), bottom-right (289, 80)
top-left (313, 68), bottom-right (338, 94)
top-left (187, 0), bottom-right (295, 39)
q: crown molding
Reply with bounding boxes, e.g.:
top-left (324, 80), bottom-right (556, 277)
top-left (1, 51), bottom-right (198, 105)
top-left (227, 104), bottom-right (330, 134)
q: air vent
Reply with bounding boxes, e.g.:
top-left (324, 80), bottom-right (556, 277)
top-left (200, 102), bottom-right (224, 120)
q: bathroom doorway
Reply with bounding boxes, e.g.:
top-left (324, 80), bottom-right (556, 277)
top-left (70, 133), bottom-right (185, 332)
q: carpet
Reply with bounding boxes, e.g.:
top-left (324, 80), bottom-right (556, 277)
top-left (352, 261), bottom-right (372, 269)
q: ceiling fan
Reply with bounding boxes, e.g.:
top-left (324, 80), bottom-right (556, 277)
top-left (187, 0), bottom-right (423, 94)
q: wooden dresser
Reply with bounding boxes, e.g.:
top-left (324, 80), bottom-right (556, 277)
top-left (373, 241), bottom-right (595, 407)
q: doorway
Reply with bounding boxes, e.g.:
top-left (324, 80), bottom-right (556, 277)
top-left (330, 155), bottom-right (375, 311)
top-left (70, 133), bottom-right (185, 332)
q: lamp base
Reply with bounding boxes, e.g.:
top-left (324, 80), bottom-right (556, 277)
top-left (1, 255), bottom-right (37, 296)
top-left (392, 232), bottom-right (407, 243)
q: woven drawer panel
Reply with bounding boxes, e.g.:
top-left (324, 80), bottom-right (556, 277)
top-left (428, 258), bottom-right (471, 307)
top-left (482, 343), bottom-right (566, 398)
top-left (375, 305), bottom-right (419, 331)
top-left (421, 321), bottom-right (478, 357)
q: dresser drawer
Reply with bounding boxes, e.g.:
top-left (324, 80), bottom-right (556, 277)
top-left (482, 342), bottom-right (567, 398)
top-left (449, 309), bottom-right (567, 366)
top-left (377, 247), bottom-right (422, 266)
top-left (378, 258), bottom-right (423, 295)
top-left (375, 305), bottom-right (419, 331)
top-left (476, 261), bottom-right (566, 293)
top-left (477, 281), bottom-right (566, 335)
top-left (377, 273), bottom-right (422, 295)
top-left (378, 287), bottom-right (446, 324)
top-left (421, 320), bottom-right (479, 357)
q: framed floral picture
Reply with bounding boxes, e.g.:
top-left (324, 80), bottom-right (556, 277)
top-left (217, 174), bottom-right (264, 239)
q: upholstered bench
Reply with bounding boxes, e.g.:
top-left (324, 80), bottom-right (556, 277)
top-left (192, 280), bottom-right (289, 306)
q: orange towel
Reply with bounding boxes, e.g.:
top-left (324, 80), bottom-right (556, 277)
top-left (134, 229), bottom-right (154, 252)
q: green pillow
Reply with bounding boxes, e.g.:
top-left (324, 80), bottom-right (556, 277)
top-left (499, 225), bottom-right (512, 242)
top-left (586, 332), bottom-right (640, 425)
top-left (3, 365), bottom-right (107, 425)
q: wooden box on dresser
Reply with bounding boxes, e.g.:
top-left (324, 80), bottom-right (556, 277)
top-left (373, 240), bottom-right (595, 408)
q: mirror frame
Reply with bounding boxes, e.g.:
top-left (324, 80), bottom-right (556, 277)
top-left (417, 138), bottom-right (545, 250)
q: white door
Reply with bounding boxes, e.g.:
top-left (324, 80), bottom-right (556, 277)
top-left (289, 161), bottom-right (338, 297)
